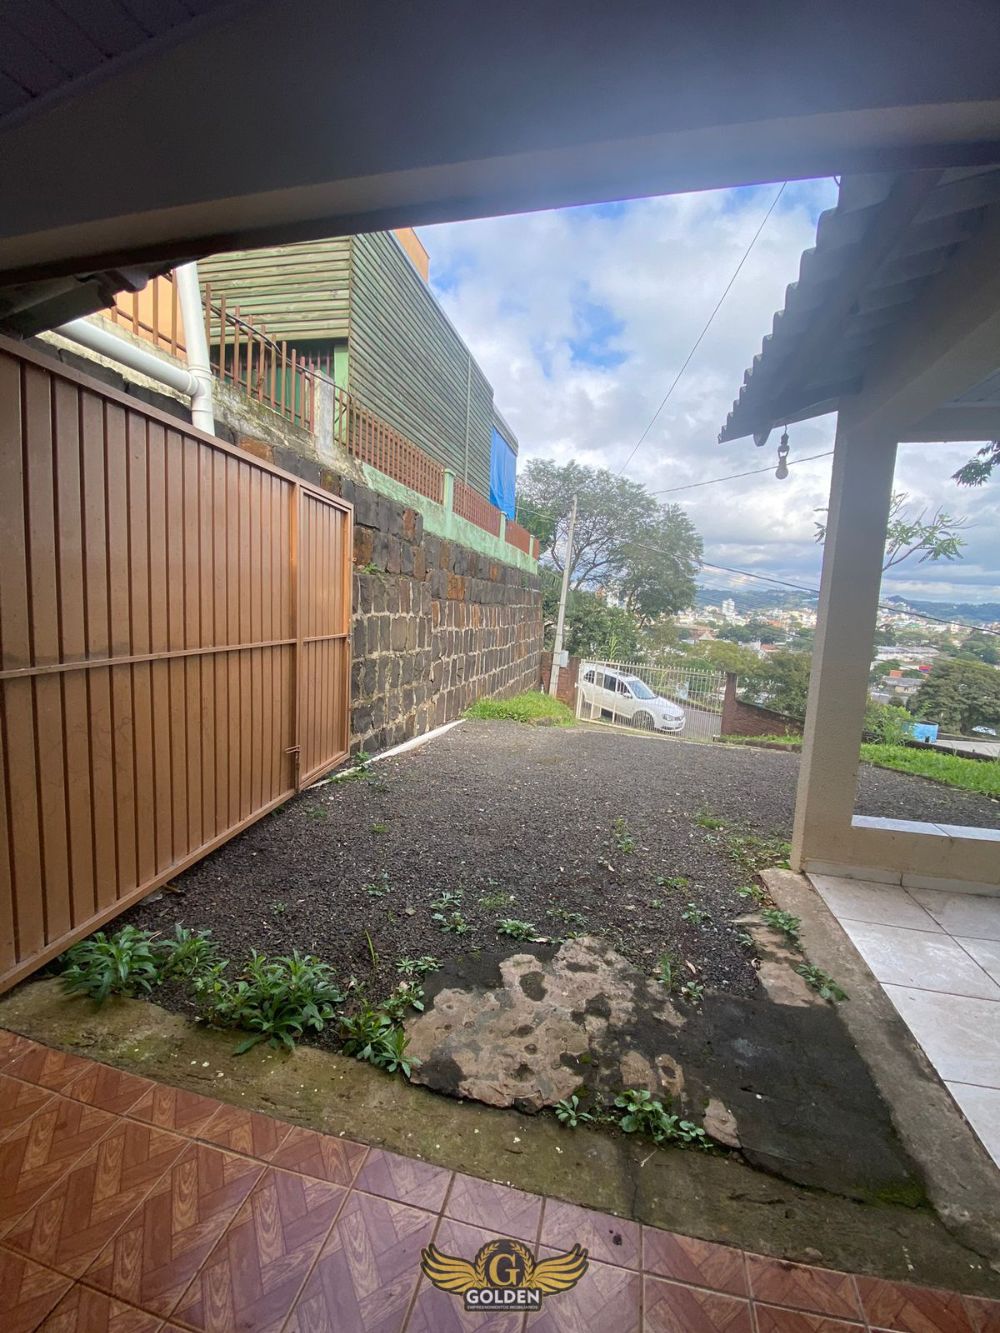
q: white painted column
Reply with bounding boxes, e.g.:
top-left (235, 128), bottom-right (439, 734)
top-left (791, 414), bottom-right (898, 869)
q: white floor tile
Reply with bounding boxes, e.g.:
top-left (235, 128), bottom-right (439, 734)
top-left (842, 921), bottom-right (1000, 999)
top-left (957, 937), bottom-right (1000, 986)
top-left (945, 1082), bottom-right (1000, 1167)
top-left (883, 986), bottom-right (1000, 1086)
top-left (908, 889), bottom-right (1000, 942)
top-left (809, 875), bottom-right (943, 931)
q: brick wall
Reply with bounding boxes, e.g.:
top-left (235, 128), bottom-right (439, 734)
top-left (720, 673), bottom-right (804, 739)
top-left (539, 651), bottom-right (580, 709)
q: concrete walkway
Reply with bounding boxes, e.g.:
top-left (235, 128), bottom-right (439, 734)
top-left (1, 1029), bottom-right (997, 1333)
top-left (810, 874), bottom-right (1000, 1171)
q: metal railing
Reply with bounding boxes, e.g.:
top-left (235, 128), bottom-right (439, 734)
top-left (576, 659), bottom-right (726, 742)
top-left (201, 282), bottom-right (538, 560)
top-left (104, 273), bottom-right (186, 357)
top-left (334, 387), bottom-right (445, 503)
top-left (204, 286), bottom-right (318, 433)
top-left (453, 476), bottom-right (502, 535)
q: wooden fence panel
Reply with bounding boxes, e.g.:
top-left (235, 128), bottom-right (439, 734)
top-left (0, 338), bottom-right (352, 993)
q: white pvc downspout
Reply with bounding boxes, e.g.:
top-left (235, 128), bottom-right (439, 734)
top-left (173, 262), bottom-right (215, 434)
top-left (55, 261), bottom-right (215, 434)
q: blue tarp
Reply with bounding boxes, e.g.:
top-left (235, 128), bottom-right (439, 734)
top-left (489, 427), bottom-right (517, 519)
top-left (909, 721), bottom-right (939, 743)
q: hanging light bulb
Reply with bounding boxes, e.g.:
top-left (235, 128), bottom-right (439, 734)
top-left (775, 428), bottom-right (790, 480)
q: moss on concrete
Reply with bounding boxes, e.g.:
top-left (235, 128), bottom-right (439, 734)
top-left (2, 978), bottom-right (999, 1296)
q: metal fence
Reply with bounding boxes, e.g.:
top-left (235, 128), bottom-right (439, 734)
top-left (0, 336), bottom-right (352, 995)
top-left (105, 273), bottom-right (186, 357)
top-left (575, 660), bottom-right (726, 742)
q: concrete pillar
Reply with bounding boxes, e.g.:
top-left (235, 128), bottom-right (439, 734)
top-left (443, 469), bottom-right (455, 511)
top-left (313, 376), bottom-right (335, 461)
top-left (791, 415), bottom-right (898, 869)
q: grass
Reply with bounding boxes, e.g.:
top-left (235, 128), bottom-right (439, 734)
top-left (859, 744), bottom-right (1000, 798)
top-left (723, 734), bottom-right (1000, 799)
top-left (465, 690), bottom-right (575, 726)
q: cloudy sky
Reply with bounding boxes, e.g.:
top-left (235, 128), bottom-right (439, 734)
top-left (417, 181), bottom-right (1000, 606)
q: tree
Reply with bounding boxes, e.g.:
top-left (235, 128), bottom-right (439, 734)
top-left (959, 634), bottom-right (1000, 667)
top-left (517, 459), bottom-right (701, 621)
top-left (741, 651), bottom-right (813, 719)
top-left (539, 570), bottom-right (641, 661)
top-left (686, 639), bottom-right (763, 678)
top-left (911, 659), bottom-right (1000, 734)
top-left (814, 492), bottom-right (967, 571)
top-left (953, 440), bottom-right (999, 488)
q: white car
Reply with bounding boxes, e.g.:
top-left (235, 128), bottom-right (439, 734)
top-left (579, 666), bottom-right (686, 732)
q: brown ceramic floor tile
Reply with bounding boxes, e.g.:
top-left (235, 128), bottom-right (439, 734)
top-left (267, 1125), bottom-right (368, 1187)
top-left (354, 1148), bottom-right (450, 1212)
top-left (747, 1256), bottom-right (862, 1320)
top-left (85, 1140), bottom-right (265, 1317)
top-left (0, 1031), bottom-right (36, 1071)
top-left (5, 1043), bottom-right (93, 1094)
top-left (4, 1119), bottom-right (187, 1277)
top-left (0, 1247), bottom-right (73, 1333)
top-left (407, 1219), bottom-right (532, 1331)
top-left (643, 1275), bottom-right (753, 1333)
top-left (538, 1197), bottom-right (639, 1270)
top-left (856, 1275), bottom-right (975, 1332)
top-left (39, 1284), bottom-right (163, 1332)
top-left (523, 1247), bottom-right (640, 1332)
top-left (445, 1173), bottom-right (542, 1244)
top-left (172, 1166), bottom-right (346, 1333)
top-left (753, 1306), bottom-right (866, 1332)
top-left (285, 1188), bottom-right (435, 1332)
top-left (126, 1084), bottom-right (221, 1138)
top-left (62, 1062), bottom-right (153, 1116)
top-left (965, 1295), bottom-right (1000, 1333)
top-left (642, 1227), bottom-right (747, 1296)
top-left (0, 1072), bottom-right (55, 1141)
top-left (197, 1101), bottom-right (292, 1160)
top-left (0, 1095), bottom-right (117, 1232)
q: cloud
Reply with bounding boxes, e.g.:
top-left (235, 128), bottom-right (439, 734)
top-left (418, 184), bottom-right (1000, 605)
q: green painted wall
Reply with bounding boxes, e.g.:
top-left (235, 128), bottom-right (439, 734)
top-left (199, 237), bottom-right (351, 342)
top-left (349, 232), bottom-right (498, 498)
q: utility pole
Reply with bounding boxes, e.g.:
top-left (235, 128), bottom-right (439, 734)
top-left (549, 494), bottom-right (578, 699)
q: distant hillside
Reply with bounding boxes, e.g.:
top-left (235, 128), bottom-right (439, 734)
top-left (695, 586), bottom-right (816, 614)
top-left (882, 595), bottom-right (1000, 624)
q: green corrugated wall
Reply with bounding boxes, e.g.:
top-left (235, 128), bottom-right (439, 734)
top-left (348, 232), bottom-right (496, 498)
top-left (199, 238), bottom-right (351, 342)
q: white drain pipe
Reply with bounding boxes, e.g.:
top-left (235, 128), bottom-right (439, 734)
top-left (173, 261), bottom-right (215, 434)
top-left (55, 261), bottom-right (215, 433)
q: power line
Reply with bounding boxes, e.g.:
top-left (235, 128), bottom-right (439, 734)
top-left (616, 180), bottom-right (788, 478)
top-left (650, 451), bottom-right (833, 495)
top-left (626, 545), bottom-right (1000, 639)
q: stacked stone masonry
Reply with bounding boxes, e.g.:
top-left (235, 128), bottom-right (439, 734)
top-left (225, 435), bottom-right (543, 755)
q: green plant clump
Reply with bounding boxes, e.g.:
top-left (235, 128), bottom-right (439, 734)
top-left (681, 902), bottom-right (711, 925)
top-left (611, 817), bottom-right (637, 853)
top-left (339, 1005), bottom-right (418, 1076)
top-left (497, 918), bottom-right (537, 940)
top-left (157, 925), bottom-right (222, 982)
top-left (796, 963), bottom-right (848, 1002)
top-left (432, 910), bottom-right (470, 935)
top-left (613, 1090), bottom-right (711, 1150)
top-left (465, 691), bottom-right (575, 726)
top-left (195, 950), bottom-right (344, 1054)
top-left (397, 955), bottom-right (441, 978)
top-left (554, 1094), bottom-right (595, 1128)
top-left (761, 908), bottom-right (802, 944)
top-left (60, 925), bottom-right (161, 1003)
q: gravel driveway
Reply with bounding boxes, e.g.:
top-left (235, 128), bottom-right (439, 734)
top-left (123, 720), bottom-right (999, 1024)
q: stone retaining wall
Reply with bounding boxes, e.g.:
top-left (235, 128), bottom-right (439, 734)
top-left (721, 672), bottom-right (804, 739)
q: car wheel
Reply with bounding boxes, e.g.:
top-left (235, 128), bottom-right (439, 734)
top-left (633, 711), bottom-right (655, 731)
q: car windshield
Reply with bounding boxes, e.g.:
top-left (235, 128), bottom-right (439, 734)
top-left (625, 677), bottom-right (656, 700)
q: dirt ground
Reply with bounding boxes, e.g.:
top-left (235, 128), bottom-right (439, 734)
top-left (123, 720), bottom-right (1000, 1026)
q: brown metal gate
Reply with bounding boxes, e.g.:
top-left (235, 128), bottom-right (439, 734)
top-left (0, 338), bottom-right (352, 993)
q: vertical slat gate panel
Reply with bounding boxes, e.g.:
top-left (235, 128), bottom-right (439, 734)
top-left (0, 338), bottom-right (351, 993)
